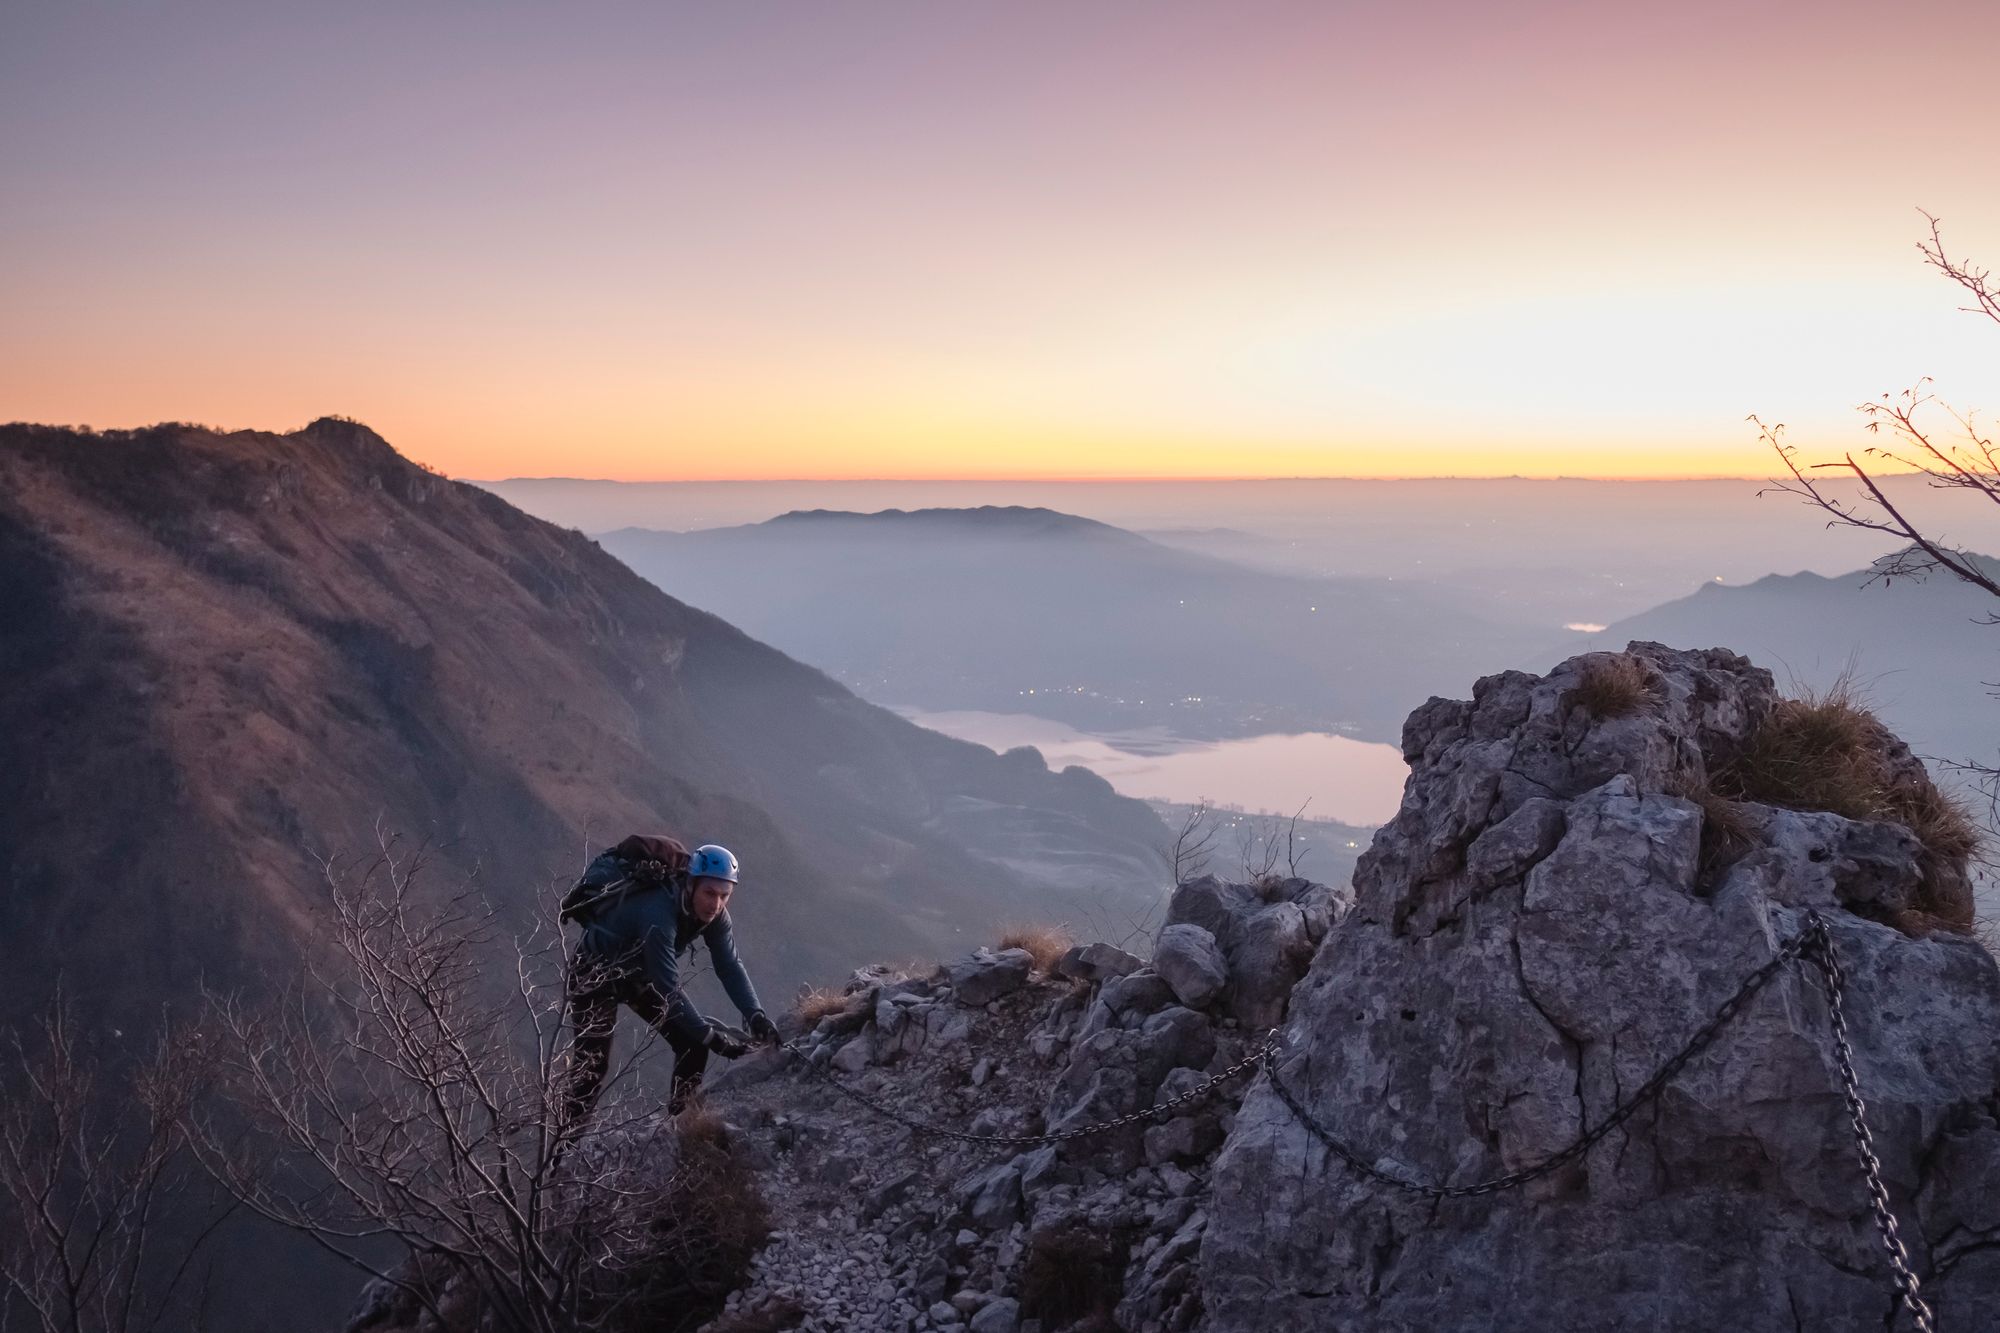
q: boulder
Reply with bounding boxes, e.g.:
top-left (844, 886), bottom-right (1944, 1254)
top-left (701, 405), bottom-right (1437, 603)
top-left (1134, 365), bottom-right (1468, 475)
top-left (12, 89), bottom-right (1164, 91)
top-left (1143, 1112), bottom-right (1223, 1165)
top-left (1163, 874), bottom-right (1353, 1028)
top-left (1133, 1006), bottom-right (1215, 1086)
top-left (1224, 904), bottom-right (1313, 1028)
top-left (1055, 942), bottom-right (1144, 983)
top-left (956, 1161), bottom-right (1024, 1230)
top-left (1202, 644), bottom-right (2000, 1332)
top-left (1166, 876), bottom-right (1260, 941)
top-left (1153, 924), bottom-right (1228, 1009)
top-left (968, 1297), bottom-right (1020, 1333)
top-left (1101, 970), bottom-right (1177, 1020)
top-left (949, 948), bottom-right (1035, 1006)
top-left (1045, 1038), bottom-right (1145, 1172)
top-left (830, 1033), bottom-right (873, 1073)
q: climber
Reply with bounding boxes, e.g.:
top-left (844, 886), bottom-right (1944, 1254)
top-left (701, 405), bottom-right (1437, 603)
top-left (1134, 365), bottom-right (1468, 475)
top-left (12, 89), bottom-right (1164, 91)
top-left (559, 835), bottom-right (781, 1125)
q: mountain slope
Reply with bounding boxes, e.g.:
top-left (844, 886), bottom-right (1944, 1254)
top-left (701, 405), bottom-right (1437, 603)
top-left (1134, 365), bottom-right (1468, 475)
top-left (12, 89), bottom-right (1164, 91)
top-left (0, 421), bottom-right (1166, 1025)
top-left (598, 507), bottom-right (1549, 743)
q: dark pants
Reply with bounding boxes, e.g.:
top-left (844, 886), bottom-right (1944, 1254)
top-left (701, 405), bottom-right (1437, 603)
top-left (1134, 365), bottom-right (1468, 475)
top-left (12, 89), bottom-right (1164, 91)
top-left (561, 960), bottom-right (709, 1124)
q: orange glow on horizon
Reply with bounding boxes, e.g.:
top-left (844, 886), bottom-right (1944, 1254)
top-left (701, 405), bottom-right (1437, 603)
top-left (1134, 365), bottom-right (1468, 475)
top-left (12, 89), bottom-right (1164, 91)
top-left (4, 3), bottom-right (1998, 484)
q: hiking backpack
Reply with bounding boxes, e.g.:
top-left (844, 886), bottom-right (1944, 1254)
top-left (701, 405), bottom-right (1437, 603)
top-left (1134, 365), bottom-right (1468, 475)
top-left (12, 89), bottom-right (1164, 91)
top-left (559, 833), bottom-right (691, 924)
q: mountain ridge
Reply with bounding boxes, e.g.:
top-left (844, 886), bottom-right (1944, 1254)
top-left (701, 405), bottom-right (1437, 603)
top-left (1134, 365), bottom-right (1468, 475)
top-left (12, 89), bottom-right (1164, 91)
top-left (599, 505), bottom-right (1552, 744)
top-left (761, 505), bottom-right (1139, 541)
top-left (1554, 549), bottom-right (2000, 782)
top-left (0, 419), bottom-right (1168, 1026)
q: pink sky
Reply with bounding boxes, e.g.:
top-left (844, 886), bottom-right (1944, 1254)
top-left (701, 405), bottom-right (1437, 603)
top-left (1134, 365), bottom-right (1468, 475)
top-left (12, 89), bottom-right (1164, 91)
top-left (4, 1), bottom-right (1998, 479)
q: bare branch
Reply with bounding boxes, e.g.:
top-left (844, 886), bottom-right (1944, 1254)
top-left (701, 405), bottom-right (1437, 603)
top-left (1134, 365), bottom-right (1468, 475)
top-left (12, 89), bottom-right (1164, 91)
top-left (0, 1001), bottom-right (224, 1333)
top-left (186, 837), bottom-right (753, 1331)
top-left (1162, 801), bottom-right (1219, 890)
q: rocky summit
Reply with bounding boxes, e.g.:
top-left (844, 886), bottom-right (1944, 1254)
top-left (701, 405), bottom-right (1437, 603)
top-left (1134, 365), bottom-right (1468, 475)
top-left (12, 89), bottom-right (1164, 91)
top-left (1206, 642), bottom-right (2000, 1331)
top-left (352, 642), bottom-right (2000, 1332)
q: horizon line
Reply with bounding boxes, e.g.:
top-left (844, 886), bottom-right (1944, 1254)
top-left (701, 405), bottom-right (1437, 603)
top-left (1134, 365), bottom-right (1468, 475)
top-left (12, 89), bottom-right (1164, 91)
top-left (471, 472), bottom-right (1785, 486)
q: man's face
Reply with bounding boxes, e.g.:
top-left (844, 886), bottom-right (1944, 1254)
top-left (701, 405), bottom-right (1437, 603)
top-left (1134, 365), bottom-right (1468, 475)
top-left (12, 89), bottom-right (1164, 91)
top-left (688, 876), bottom-right (734, 924)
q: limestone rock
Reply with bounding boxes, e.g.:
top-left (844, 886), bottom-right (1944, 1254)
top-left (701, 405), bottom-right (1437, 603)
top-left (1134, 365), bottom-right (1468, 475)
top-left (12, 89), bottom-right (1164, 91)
top-left (1134, 1005), bottom-right (1215, 1085)
top-left (1224, 904), bottom-right (1313, 1028)
top-left (1118, 1207), bottom-right (1208, 1332)
top-left (831, 1033), bottom-right (873, 1073)
top-left (1154, 924), bottom-right (1228, 1009)
top-left (1202, 643), bottom-right (2000, 1332)
top-left (1165, 874), bottom-right (1354, 1029)
top-left (950, 948), bottom-right (1035, 1007)
top-left (1143, 1112), bottom-right (1222, 1165)
top-left (968, 1296), bottom-right (1020, 1333)
top-left (1056, 942), bottom-right (1144, 983)
top-left (956, 1161), bottom-right (1024, 1229)
top-left (1101, 970), bottom-right (1177, 1021)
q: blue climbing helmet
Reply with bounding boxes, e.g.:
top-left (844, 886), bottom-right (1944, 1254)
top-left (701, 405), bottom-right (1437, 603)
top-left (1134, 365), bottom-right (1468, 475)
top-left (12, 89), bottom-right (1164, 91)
top-left (687, 844), bottom-right (739, 884)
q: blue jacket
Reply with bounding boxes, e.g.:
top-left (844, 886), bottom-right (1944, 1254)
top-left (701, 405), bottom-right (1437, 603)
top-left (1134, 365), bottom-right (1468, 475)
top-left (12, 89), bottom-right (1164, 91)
top-left (572, 868), bottom-right (763, 1046)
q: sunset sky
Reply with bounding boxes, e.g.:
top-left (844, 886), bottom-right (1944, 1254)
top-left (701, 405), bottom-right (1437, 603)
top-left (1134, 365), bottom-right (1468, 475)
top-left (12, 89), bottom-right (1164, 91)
top-left (5, 1), bottom-right (1999, 480)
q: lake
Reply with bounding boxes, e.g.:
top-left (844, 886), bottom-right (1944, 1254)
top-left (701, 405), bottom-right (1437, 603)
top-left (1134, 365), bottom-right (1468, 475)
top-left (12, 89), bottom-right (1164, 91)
top-left (897, 708), bottom-right (1409, 827)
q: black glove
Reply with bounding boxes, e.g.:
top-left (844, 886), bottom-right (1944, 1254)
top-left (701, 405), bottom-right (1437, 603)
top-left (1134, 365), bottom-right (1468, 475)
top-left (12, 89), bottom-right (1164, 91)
top-left (747, 1011), bottom-right (780, 1046)
top-left (704, 1023), bottom-right (750, 1059)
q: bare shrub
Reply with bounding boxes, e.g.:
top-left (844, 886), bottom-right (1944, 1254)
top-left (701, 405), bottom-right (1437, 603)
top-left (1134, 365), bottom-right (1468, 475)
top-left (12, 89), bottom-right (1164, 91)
top-left (191, 835), bottom-right (764, 1333)
top-left (0, 1001), bottom-right (225, 1333)
top-left (1756, 213), bottom-right (2000, 935)
top-left (997, 923), bottom-right (1074, 974)
top-left (1284, 798), bottom-right (1311, 879)
top-left (1072, 894), bottom-right (1166, 960)
top-left (1162, 801), bottom-right (1218, 888)
top-left (1234, 812), bottom-right (1284, 885)
top-left (1571, 654), bottom-right (1658, 720)
top-left (632, 1109), bottom-right (770, 1318)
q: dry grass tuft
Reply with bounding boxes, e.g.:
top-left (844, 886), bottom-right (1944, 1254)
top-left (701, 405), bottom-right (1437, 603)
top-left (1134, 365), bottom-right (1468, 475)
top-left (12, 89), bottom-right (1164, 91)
top-left (791, 986), bottom-right (851, 1027)
top-left (626, 1108), bottom-right (772, 1332)
top-left (1571, 653), bottom-right (1660, 720)
top-left (567, 1104), bottom-right (773, 1332)
top-left (1018, 1222), bottom-right (1130, 1326)
top-left (671, 1101), bottom-right (732, 1148)
top-left (998, 922), bottom-right (1074, 974)
top-left (1667, 774), bottom-right (1756, 885)
top-left (1712, 680), bottom-right (1981, 931)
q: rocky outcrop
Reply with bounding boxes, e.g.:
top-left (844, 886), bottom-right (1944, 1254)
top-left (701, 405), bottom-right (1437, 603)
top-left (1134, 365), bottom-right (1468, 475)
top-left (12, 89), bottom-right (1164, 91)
top-left (1165, 875), bottom-right (1346, 1027)
top-left (347, 642), bottom-right (2000, 1332)
top-left (1202, 643), bottom-right (2000, 1332)
top-left (949, 948), bottom-right (1036, 1006)
top-left (1054, 942), bottom-right (1143, 984)
top-left (703, 869), bottom-right (1351, 1332)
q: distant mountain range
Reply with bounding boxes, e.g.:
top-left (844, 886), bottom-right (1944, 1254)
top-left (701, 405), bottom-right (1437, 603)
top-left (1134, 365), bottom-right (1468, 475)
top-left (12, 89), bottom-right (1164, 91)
top-left (597, 505), bottom-right (1552, 745)
top-left (0, 425), bottom-right (1167, 1029)
top-left (1560, 556), bottom-right (2000, 774)
top-left (483, 475), bottom-right (1999, 637)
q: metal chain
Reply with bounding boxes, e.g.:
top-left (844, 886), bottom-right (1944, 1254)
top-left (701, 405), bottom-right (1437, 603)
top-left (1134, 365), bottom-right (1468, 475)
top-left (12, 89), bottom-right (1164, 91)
top-left (1264, 910), bottom-right (1938, 1328)
top-left (776, 1026), bottom-right (1280, 1148)
top-left (1262, 926), bottom-right (1811, 1199)
top-left (773, 910), bottom-right (1937, 1325)
top-left (1798, 910), bottom-right (1937, 1333)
